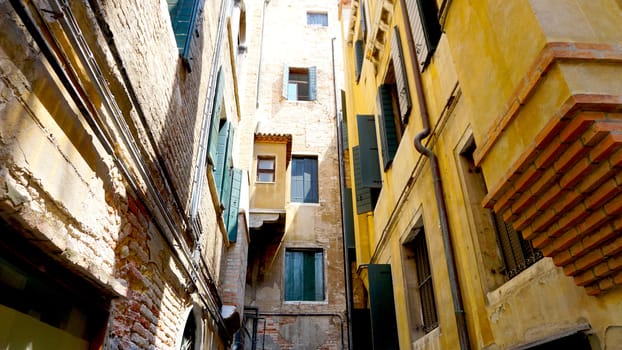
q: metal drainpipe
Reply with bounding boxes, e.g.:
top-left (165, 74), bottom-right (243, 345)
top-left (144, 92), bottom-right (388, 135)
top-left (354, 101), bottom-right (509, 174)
top-left (398, 0), bottom-right (470, 348)
top-left (9, 0), bottom-right (230, 339)
top-left (332, 36), bottom-right (354, 350)
top-left (258, 313), bottom-right (346, 350)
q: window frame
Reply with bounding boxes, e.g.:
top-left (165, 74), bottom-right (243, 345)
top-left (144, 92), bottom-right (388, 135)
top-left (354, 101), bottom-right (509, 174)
top-left (284, 249), bottom-right (325, 302)
top-left (283, 65), bottom-right (317, 101)
top-left (290, 156), bottom-right (319, 204)
top-left (256, 155), bottom-right (276, 183)
top-left (306, 12), bottom-right (328, 26)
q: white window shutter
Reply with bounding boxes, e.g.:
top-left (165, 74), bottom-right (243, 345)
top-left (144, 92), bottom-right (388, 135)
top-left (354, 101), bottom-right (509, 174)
top-left (390, 27), bottom-right (412, 123)
top-left (405, 0), bottom-right (428, 71)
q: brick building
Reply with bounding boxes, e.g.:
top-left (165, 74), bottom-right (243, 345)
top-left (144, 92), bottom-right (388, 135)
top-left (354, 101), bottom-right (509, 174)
top-left (339, 0), bottom-right (622, 349)
top-left (236, 0), bottom-right (349, 348)
top-left (1, 0), bottom-right (252, 348)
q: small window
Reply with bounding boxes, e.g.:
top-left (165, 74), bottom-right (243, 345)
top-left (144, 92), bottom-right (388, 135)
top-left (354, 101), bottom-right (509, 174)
top-left (167, 0), bottom-right (200, 62)
top-left (410, 228), bottom-right (438, 333)
top-left (283, 65), bottom-right (317, 101)
top-left (284, 249), bottom-right (324, 301)
top-left (257, 156), bottom-right (276, 182)
top-left (291, 156), bottom-right (318, 203)
top-left (307, 12), bottom-right (328, 26)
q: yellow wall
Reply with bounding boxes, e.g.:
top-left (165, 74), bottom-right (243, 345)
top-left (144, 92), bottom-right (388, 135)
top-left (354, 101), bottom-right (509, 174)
top-left (341, 0), bottom-right (622, 348)
top-left (251, 142), bottom-right (288, 210)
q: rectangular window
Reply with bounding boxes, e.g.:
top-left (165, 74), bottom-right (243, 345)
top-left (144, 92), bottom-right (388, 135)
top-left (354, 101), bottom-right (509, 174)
top-left (257, 156), bottom-right (276, 182)
top-left (405, 0), bottom-right (441, 71)
top-left (285, 249), bottom-right (324, 301)
top-left (283, 65), bottom-right (317, 101)
top-left (291, 156), bottom-right (319, 203)
top-left (307, 12), bottom-right (328, 26)
top-left (406, 228), bottom-right (438, 333)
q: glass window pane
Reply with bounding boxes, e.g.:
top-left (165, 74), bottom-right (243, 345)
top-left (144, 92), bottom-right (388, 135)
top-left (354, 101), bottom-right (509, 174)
top-left (258, 158), bottom-right (274, 170)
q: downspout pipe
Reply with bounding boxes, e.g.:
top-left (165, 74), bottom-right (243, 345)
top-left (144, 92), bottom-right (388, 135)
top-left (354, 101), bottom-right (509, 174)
top-left (398, 0), bottom-right (470, 349)
top-left (332, 36), bottom-right (353, 350)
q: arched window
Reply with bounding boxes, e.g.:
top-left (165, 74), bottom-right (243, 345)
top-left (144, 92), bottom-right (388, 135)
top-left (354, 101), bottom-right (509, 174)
top-left (177, 305), bottom-right (203, 350)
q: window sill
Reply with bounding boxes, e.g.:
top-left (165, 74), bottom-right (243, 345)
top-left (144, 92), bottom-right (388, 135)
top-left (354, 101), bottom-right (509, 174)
top-left (289, 202), bottom-right (320, 207)
top-left (256, 181), bottom-right (276, 184)
top-left (486, 258), bottom-right (554, 306)
top-left (284, 300), bottom-right (328, 305)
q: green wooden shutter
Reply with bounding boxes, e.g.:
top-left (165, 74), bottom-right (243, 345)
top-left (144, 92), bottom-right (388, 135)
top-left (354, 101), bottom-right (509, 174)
top-left (341, 90), bottom-right (349, 149)
top-left (220, 126), bottom-right (235, 204)
top-left (285, 251), bottom-right (303, 300)
top-left (167, 0), bottom-right (199, 57)
top-left (208, 67), bottom-right (225, 165)
top-left (308, 66), bottom-right (317, 101)
top-left (377, 85), bottom-right (399, 170)
top-left (291, 158), bottom-right (304, 202)
top-left (343, 188), bottom-right (355, 249)
top-left (227, 168), bottom-right (243, 242)
top-left (304, 158), bottom-right (318, 203)
top-left (314, 251), bottom-right (324, 300)
top-left (368, 264), bottom-right (399, 350)
top-left (354, 40), bottom-right (364, 81)
top-left (391, 27), bottom-right (412, 122)
top-left (282, 64), bottom-right (289, 98)
top-left (356, 115), bottom-right (382, 188)
top-left (214, 121), bottom-right (230, 196)
top-left (353, 146), bottom-right (373, 214)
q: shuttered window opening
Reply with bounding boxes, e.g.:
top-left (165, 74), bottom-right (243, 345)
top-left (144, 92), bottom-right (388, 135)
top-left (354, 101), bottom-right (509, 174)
top-left (368, 264), bottom-right (400, 349)
top-left (291, 156), bottom-right (319, 203)
top-left (282, 65), bottom-right (317, 101)
top-left (390, 27), bottom-right (412, 122)
top-left (285, 249), bottom-right (324, 301)
top-left (411, 229), bottom-right (438, 333)
top-left (307, 12), bottom-right (328, 26)
top-left (360, 0), bottom-right (367, 39)
top-left (167, 0), bottom-right (201, 60)
top-left (405, 0), bottom-right (441, 71)
top-left (377, 85), bottom-right (400, 170)
top-left (352, 146), bottom-right (380, 214)
top-left (354, 40), bottom-right (364, 82)
top-left (492, 212), bottom-right (543, 279)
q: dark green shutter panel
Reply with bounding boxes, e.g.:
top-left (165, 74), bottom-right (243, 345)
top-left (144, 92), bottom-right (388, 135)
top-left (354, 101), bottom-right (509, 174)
top-left (377, 85), bottom-right (399, 170)
top-left (220, 126), bottom-right (235, 203)
top-left (167, 0), bottom-right (199, 58)
top-left (227, 168), bottom-right (243, 242)
top-left (354, 40), bottom-right (364, 81)
top-left (285, 251), bottom-right (303, 300)
top-left (308, 66), bottom-right (317, 101)
top-left (368, 264), bottom-right (399, 350)
top-left (214, 121), bottom-right (230, 196)
top-left (341, 90), bottom-right (349, 149)
top-left (282, 64), bottom-right (289, 98)
top-left (356, 115), bottom-right (382, 188)
top-left (208, 67), bottom-right (225, 165)
top-left (353, 146), bottom-right (373, 214)
top-left (343, 188), bottom-right (355, 249)
top-left (391, 27), bottom-right (412, 122)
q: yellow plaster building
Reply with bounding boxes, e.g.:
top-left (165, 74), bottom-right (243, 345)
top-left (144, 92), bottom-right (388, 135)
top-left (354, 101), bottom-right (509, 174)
top-left (339, 0), bottom-right (622, 349)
